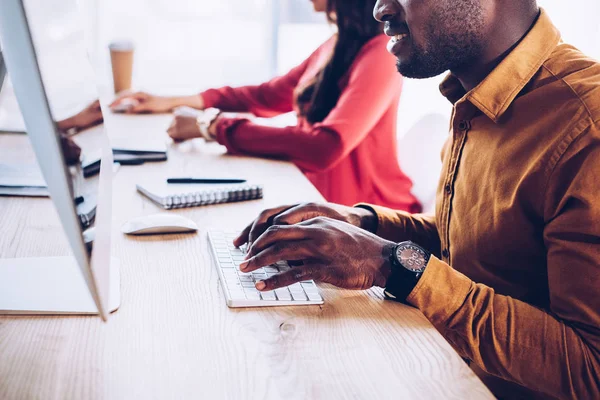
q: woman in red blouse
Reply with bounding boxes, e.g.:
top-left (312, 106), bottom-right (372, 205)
top-left (111, 0), bottom-right (420, 212)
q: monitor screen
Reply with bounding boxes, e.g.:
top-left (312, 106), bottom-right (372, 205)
top-left (22, 0), bottom-right (105, 237)
top-left (0, 0), bottom-right (116, 318)
top-left (0, 50), bottom-right (6, 93)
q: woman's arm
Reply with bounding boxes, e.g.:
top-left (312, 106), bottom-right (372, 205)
top-left (200, 46), bottom-right (318, 117)
top-left (212, 36), bottom-right (401, 171)
top-left (109, 38), bottom-right (327, 114)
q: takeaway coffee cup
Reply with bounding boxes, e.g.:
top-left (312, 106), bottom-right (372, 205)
top-left (109, 41), bottom-right (134, 94)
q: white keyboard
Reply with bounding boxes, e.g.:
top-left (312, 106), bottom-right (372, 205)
top-left (208, 231), bottom-right (324, 308)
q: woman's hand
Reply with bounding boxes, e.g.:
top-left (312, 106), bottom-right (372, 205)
top-left (110, 92), bottom-right (205, 114)
top-left (234, 202), bottom-right (377, 248)
top-left (60, 134), bottom-right (81, 165)
top-left (57, 100), bottom-right (104, 134)
top-left (166, 115), bottom-right (202, 142)
top-left (239, 217), bottom-right (394, 291)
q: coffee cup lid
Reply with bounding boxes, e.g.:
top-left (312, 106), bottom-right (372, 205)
top-left (109, 41), bottom-right (134, 52)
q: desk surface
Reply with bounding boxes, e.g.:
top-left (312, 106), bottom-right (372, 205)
top-left (0, 113), bottom-right (493, 400)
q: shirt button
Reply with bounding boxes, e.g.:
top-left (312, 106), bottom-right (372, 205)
top-left (442, 249), bottom-right (450, 259)
top-left (457, 120), bottom-right (470, 131)
top-left (445, 184), bottom-right (452, 195)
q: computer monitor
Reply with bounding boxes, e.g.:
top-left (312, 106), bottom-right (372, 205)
top-left (0, 0), bottom-right (120, 320)
top-left (0, 49), bottom-right (6, 94)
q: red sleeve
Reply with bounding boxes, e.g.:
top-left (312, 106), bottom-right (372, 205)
top-left (214, 36), bottom-right (401, 173)
top-left (200, 42), bottom-right (322, 117)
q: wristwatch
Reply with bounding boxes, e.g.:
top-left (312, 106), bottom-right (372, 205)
top-left (196, 107), bottom-right (221, 142)
top-left (384, 241), bottom-right (431, 302)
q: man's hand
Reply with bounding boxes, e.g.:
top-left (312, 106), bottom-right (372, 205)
top-left (239, 217), bottom-right (394, 291)
top-left (234, 202), bottom-right (377, 249)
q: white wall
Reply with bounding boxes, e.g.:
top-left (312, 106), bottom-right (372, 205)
top-left (91, 0), bottom-right (276, 94)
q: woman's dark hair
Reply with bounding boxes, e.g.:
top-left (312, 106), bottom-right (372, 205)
top-left (296, 0), bottom-right (382, 124)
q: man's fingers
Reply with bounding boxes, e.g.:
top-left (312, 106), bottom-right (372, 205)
top-left (245, 205), bottom-right (295, 247)
top-left (233, 223), bottom-right (253, 247)
top-left (272, 202), bottom-right (327, 226)
top-left (241, 237), bottom-right (314, 273)
top-left (247, 224), bottom-right (315, 259)
top-left (255, 263), bottom-right (325, 291)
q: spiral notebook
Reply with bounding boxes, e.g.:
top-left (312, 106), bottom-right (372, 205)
top-left (136, 181), bottom-right (263, 209)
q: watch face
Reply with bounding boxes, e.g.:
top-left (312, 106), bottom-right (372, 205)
top-left (395, 243), bottom-right (428, 272)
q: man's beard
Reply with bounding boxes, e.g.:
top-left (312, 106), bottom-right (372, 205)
top-left (397, 3), bottom-right (485, 79)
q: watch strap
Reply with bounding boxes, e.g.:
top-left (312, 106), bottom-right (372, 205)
top-left (384, 267), bottom-right (423, 303)
top-left (196, 108), bottom-right (221, 142)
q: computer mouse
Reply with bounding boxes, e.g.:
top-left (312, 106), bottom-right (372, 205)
top-left (121, 213), bottom-right (198, 235)
top-left (111, 98), bottom-right (138, 113)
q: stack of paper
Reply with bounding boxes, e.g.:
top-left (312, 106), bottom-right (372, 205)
top-left (0, 164), bottom-right (49, 197)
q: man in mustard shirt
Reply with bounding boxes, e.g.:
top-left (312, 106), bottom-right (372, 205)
top-left (234, 0), bottom-right (600, 398)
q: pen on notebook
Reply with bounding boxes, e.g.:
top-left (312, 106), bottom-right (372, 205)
top-left (167, 178), bottom-right (247, 184)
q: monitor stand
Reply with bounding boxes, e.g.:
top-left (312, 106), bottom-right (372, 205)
top-left (0, 256), bottom-right (120, 315)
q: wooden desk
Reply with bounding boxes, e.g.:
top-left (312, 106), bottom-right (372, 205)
top-left (0, 114), bottom-right (493, 399)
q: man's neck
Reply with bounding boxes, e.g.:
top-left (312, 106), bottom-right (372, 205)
top-left (452, 6), bottom-right (541, 93)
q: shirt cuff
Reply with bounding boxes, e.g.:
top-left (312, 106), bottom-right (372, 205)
top-left (406, 256), bottom-right (473, 329)
top-left (353, 204), bottom-right (379, 233)
top-left (354, 203), bottom-right (411, 239)
top-left (199, 89), bottom-right (223, 109)
top-left (215, 117), bottom-right (251, 155)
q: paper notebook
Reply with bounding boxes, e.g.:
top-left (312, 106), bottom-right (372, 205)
top-left (136, 182), bottom-right (263, 210)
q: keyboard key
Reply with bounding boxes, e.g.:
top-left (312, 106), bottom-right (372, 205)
top-left (260, 291), bottom-right (276, 301)
top-left (275, 288), bottom-right (292, 301)
top-left (303, 285), bottom-right (319, 293)
top-left (291, 291), bottom-right (307, 301)
top-left (307, 292), bottom-right (322, 302)
top-left (289, 283), bottom-right (303, 293)
top-left (228, 290), bottom-right (246, 300)
top-left (210, 230), bottom-right (325, 307)
top-left (226, 282), bottom-right (244, 291)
